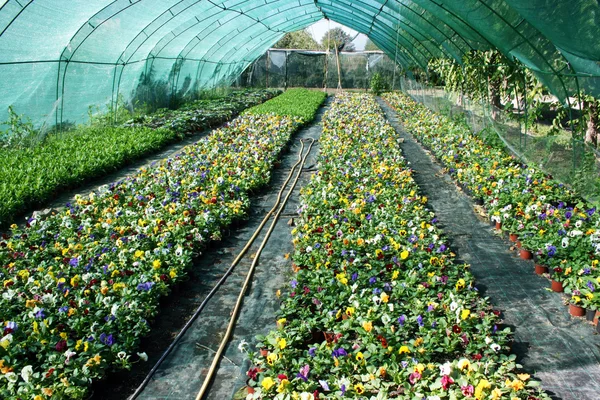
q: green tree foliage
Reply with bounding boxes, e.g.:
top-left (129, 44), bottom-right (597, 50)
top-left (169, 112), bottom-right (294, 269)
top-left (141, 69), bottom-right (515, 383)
top-left (364, 39), bottom-right (380, 51)
top-left (321, 27), bottom-right (355, 52)
top-left (273, 29), bottom-right (321, 50)
top-left (429, 50), bottom-right (543, 120)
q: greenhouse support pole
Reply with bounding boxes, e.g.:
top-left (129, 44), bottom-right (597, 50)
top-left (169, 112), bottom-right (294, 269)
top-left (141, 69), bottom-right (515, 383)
top-left (365, 54), bottom-right (369, 91)
top-left (483, 66), bottom-right (492, 132)
top-left (247, 62), bottom-right (255, 87)
top-left (513, 84), bottom-right (523, 146)
top-left (522, 68), bottom-right (528, 151)
top-left (335, 45), bottom-right (342, 90)
top-left (324, 21), bottom-right (331, 91)
top-left (392, 25), bottom-right (399, 91)
top-left (266, 50), bottom-right (270, 89)
top-left (574, 74), bottom-right (586, 170)
top-left (284, 51), bottom-right (289, 90)
top-left (324, 52), bottom-right (329, 91)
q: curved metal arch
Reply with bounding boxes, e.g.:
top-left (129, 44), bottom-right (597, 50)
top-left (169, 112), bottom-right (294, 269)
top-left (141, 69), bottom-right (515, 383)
top-left (56, 0), bottom-right (143, 127)
top-left (186, 12), bottom-right (317, 86)
top-left (59, 0), bottom-right (143, 62)
top-left (0, 0), bottom-right (33, 38)
top-left (114, 11), bottom-right (235, 107)
top-left (318, 0), bottom-right (466, 64)
top-left (320, 1), bottom-right (439, 65)
top-left (205, 12), bottom-right (322, 68)
top-left (201, 30), bottom-right (287, 87)
top-left (394, 1), bottom-right (473, 54)
top-left (144, 11), bottom-right (230, 73)
top-left (371, 3), bottom-right (464, 62)
top-left (414, 0), bottom-right (492, 49)
top-left (380, 1), bottom-right (470, 61)
top-left (147, 0), bottom-right (315, 67)
top-left (332, 12), bottom-right (425, 67)
top-left (111, 1), bottom-right (224, 109)
top-left (319, 4), bottom-right (432, 67)
top-left (176, 1), bottom-right (320, 62)
top-left (324, 12), bottom-right (420, 68)
top-left (159, 4), bottom-right (320, 90)
top-left (116, 0), bottom-right (209, 65)
top-left (438, 0), bottom-right (572, 101)
top-left (388, 14), bottom-right (449, 60)
top-left (368, 33), bottom-right (414, 68)
top-left (347, 0), bottom-right (459, 62)
top-left (115, 5), bottom-right (318, 102)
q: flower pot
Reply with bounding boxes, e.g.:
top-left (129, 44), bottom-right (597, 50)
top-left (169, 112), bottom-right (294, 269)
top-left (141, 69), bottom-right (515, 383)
top-left (596, 321), bottom-right (600, 334)
top-left (569, 304), bottom-right (586, 317)
top-left (534, 264), bottom-right (548, 275)
top-left (495, 221), bottom-right (502, 230)
top-left (551, 280), bottom-right (564, 293)
top-left (594, 311), bottom-right (600, 325)
top-left (519, 249), bottom-right (532, 260)
top-left (586, 309), bottom-right (596, 321)
top-left (259, 348), bottom-right (268, 357)
top-left (509, 233), bottom-right (518, 242)
top-left (516, 240), bottom-right (522, 249)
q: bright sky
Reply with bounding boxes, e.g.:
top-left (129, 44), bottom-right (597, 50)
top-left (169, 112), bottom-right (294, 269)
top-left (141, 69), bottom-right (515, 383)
top-left (306, 19), bottom-right (368, 51)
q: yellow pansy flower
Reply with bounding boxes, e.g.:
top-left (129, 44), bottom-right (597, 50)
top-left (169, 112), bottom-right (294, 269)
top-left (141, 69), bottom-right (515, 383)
top-left (277, 338), bottom-right (287, 350)
top-left (262, 376), bottom-right (275, 391)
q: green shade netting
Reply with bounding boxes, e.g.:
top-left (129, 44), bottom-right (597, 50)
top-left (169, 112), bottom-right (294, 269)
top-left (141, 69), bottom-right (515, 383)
top-left (0, 0), bottom-right (599, 127)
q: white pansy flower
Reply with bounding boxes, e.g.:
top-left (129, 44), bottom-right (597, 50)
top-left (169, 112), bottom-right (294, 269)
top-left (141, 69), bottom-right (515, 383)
top-left (20, 365), bottom-right (33, 383)
top-left (439, 362), bottom-right (452, 376)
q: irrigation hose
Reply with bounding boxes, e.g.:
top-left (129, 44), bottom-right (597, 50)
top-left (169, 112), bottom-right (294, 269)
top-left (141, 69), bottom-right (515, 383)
top-left (195, 138), bottom-right (315, 400)
top-left (129, 138), bottom-right (310, 400)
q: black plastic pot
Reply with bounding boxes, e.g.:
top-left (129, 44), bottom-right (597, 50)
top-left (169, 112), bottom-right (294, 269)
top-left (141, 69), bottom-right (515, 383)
top-left (586, 309), bottom-right (596, 321)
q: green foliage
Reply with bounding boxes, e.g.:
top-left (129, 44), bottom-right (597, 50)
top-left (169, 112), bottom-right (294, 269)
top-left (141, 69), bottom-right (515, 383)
top-left (273, 29), bottom-right (320, 50)
top-left (364, 39), bottom-right (379, 51)
top-left (479, 125), bottom-right (505, 149)
top-left (370, 72), bottom-right (388, 95)
top-left (0, 125), bottom-right (179, 227)
top-left (429, 50), bottom-right (543, 115)
top-left (570, 147), bottom-right (600, 201)
top-left (320, 27), bottom-right (355, 52)
top-left (87, 94), bottom-right (133, 126)
top-left (244, 88), bottom-right (326, 123)
top-left (0, 89), bottom-right (278, 227)
top-left (0, 106), bottom-right (38, 148)
top-left (125, 89), bottom-right (279, 134)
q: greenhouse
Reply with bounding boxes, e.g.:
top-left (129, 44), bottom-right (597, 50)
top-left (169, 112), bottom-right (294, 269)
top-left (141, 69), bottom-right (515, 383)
top-left (2, 1), bottom-right (600, 399)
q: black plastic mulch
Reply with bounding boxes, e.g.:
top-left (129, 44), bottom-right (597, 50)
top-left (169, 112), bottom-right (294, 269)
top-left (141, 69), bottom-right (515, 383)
top-left (125, 101), bottom-right (328, 400)
top-left (378, 98), bottom-right (600, 400)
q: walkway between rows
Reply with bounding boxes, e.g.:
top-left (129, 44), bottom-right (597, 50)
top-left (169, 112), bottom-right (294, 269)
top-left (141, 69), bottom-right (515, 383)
top-left (378, 98), bottom-right (600, 400)
top-left (93, 101), bottom-right (327, 400)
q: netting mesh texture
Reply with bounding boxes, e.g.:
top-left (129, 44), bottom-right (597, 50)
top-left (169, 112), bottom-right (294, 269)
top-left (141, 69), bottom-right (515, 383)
top-left (0, 1), bottom-right (599, 128)
top-left (238, 50), bottom-right (398, 90)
